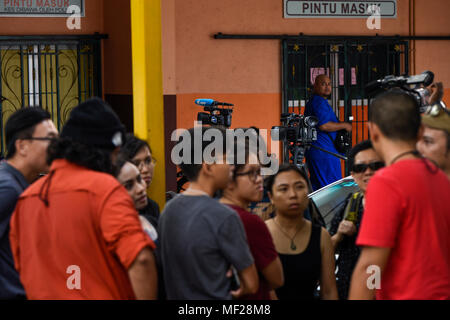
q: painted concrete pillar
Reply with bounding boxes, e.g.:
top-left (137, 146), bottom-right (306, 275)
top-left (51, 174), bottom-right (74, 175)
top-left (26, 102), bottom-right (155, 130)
top-left (130, 0), bottom-right (166, 208)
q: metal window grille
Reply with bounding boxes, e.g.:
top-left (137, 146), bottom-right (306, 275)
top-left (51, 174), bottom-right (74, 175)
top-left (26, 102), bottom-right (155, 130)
top-left (0, 35), bottom-right (105, 159)
top-left (282, 39), bottom-right (409, 174)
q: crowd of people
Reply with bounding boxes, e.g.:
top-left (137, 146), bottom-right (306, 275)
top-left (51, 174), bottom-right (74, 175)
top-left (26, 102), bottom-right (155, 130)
top-left (0, 82), bottom-right (449, 300)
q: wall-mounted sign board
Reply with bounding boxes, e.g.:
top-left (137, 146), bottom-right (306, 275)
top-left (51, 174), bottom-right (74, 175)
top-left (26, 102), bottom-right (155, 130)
top-left (284, 0), bottom-right (397, 18)
top-left (0, 0), bottom-right (84, 17)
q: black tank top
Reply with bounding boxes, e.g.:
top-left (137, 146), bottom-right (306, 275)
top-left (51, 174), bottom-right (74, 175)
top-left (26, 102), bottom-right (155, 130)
top-left (275, 224), bottom-right (322, 300)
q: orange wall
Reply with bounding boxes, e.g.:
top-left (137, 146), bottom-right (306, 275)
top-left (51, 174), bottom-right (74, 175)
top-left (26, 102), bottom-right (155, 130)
top-left (177, 92), bottom-right (281, 136)
top-left (103, 0), bottom-right (132, 95)
top-left (177, 93), bottom-right (282, 158)
top-left (163, 0), bottom-right (450, 131)
top-left (414, 0), bottom-right (450, 106)
top-left (0, 0), bottom-right (448, 123)
top-left (161, 0), bottom-right (176, 95)
top-left (0, 0), bottom-right (104, 34)
top-left (174, 0), bottom-right (410, 94)
top-left (0, 0), bottom-right (133, 96)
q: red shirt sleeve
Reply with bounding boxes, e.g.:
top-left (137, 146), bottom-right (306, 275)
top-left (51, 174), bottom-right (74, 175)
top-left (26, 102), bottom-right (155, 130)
top-left (246, 214), bottom-right (279, 271)
top-left (357, 175), bottom-right (405, 248)
top-left (100, 186), bottom-right (155, 269)
top-left (9, 205), bottom-right (20, 274)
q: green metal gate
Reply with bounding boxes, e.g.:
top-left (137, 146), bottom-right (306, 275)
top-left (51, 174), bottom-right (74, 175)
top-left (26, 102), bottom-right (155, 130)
top-left (0, 34), bottom-right (105, 159)
top-left (282, 39), bottom-right (409, 147)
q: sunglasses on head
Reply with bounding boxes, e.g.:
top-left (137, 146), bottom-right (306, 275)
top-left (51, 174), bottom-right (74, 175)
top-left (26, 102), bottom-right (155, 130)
top-left (424, 103), bottom-right (450, 117)
top-left (352, 161), bottom-right (385, 173)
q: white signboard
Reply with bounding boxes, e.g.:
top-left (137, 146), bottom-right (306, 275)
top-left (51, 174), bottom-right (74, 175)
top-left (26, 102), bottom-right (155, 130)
top-left (284, 0), bottom-right (397, 18)
top-left (0, 0), bottom-right (84, 17)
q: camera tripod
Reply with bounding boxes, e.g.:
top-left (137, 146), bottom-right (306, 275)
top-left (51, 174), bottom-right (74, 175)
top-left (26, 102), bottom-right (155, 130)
top-left (285, 141), bottom-right (348, 190)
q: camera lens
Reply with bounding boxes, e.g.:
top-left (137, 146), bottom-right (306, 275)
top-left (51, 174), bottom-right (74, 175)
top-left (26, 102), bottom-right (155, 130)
top-left (197, 112), bottom-right (210, 123)
top-left (271, 126), bottom-right (285, 141)
top-left (304, 116), bottom-right (319, 127)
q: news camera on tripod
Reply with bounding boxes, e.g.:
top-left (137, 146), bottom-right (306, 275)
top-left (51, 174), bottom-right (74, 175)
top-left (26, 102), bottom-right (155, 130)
top-left (272, 75), bottom-right (350, 193)
top-left (173, 99), bottom-right (235, 195)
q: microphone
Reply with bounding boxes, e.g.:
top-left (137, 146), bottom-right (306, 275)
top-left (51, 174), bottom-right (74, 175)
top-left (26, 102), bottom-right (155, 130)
top-left (195, 99), bottom-right (234, 107)
top-left (408, 70), bottom-right (434, 87)
top-left (366, 71), bottom-right (435, 93)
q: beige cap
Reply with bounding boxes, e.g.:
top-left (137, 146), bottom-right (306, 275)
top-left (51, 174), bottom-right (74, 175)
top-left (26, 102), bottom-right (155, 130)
top-left (422, 105), bottom-right (450, 134)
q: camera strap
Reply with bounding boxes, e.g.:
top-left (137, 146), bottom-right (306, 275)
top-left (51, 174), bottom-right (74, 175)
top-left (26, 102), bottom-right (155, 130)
top-left (343, 192), bottom-right (363, 224)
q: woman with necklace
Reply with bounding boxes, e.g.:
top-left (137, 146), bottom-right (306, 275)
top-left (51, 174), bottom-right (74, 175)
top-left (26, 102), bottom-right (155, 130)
top-left (265, 164), bottom-right (338, 300)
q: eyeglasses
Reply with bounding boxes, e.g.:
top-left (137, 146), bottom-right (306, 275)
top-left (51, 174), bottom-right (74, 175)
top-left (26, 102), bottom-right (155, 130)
top-left (352, 161), bottom-right (384, 173)
top-left (133, 157), bottom-right (156, 171)
top-left (235, 169), bottom-right (262, 182)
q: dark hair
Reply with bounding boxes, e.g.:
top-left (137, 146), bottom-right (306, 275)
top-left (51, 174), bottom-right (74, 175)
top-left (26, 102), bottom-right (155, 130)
top-left (5, 107), bottom-right (51, 159)
top-left (120, 133), bottom-right (152, 159)
top-left (177, 126), bottom-right (228, 182)
top-left (60, 97), bottom-right (125, 150)
top-left (231, 128), bottom-right (262, 180)
top-left (112, 153), bottom-right (130, 178)
top-left (264, 164), bottom-right (309, 194)
top-left (369, 89), bottom-right (421, 142)
top-left (347, 140), bottom-right (374, 171)
top-left (47, 137), bottom-right (114, 174)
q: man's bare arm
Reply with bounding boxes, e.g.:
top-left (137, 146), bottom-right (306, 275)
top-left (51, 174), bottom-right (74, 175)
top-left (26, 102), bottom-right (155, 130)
top-left (331, 221), bottom-right (357, 251)
top-left (260, 257), bottom-right (284, 289)
top-left (348, 246), bottom-right (391, 300)
top-left (319, 121), bottom-right (352, 133)
top-left (231, 264), bottom-right (259, 298)
top-left (320, 228), bottom-right (338, 300)
top-left (128, 247), bottom-right (158, 300)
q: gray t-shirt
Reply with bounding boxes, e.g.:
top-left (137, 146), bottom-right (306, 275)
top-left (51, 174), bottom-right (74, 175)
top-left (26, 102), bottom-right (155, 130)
top-left (157, 194), bottom-right (254, 300)
top-left (0, 161), bottom-right (27, 299)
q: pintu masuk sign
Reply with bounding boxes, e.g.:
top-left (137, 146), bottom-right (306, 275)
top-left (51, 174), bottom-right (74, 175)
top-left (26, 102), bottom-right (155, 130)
top-left (284, 1), bottom-right (397, 18)
top-left (0, 0), bottom-right (85, 17)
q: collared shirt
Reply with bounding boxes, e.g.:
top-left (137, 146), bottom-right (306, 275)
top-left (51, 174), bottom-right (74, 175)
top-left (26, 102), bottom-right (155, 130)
top-left (0, 161), bottom-right (27, 299)
top-left (304, 95), bottom-right (342, 190)
top-left (304, 94), bottom-right (339, 156)
top-left (9, 159), bottom-right (154, 299)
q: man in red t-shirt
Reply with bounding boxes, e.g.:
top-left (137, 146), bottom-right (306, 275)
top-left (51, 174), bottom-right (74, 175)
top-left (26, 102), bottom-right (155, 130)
top-left (9, 98), bottom-right (157, 299)
top-left (349, 89), bottom-right (450, 300)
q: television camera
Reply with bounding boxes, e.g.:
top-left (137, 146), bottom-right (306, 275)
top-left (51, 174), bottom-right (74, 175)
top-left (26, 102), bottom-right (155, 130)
top-left (195, 99), bottom-right (234, 127)
top-left (365, 70), bottom-right (436, 112)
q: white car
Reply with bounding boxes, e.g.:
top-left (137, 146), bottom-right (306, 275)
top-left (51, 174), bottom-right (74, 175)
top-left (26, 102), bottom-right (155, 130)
top-left (308, 176), bottom-right (360, 232)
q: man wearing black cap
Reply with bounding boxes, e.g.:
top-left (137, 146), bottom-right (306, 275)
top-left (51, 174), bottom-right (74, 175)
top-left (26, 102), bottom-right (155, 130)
top-left (9, 98), bottom-right (158, 299)
top-left (0, 107), bottom-right (58, 299)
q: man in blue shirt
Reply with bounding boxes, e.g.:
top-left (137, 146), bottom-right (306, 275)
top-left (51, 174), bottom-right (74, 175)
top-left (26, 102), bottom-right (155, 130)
top-left (0, 107), bottom-right (58, 299)
top-left (304, 75), bottom-right (352, 191)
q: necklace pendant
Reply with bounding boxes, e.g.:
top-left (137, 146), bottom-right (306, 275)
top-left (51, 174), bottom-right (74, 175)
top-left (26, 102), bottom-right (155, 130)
top-left (290, 241), bottom-right (296, 250)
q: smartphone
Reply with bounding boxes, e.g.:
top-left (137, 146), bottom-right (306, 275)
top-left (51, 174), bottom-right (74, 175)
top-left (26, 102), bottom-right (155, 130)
top-left (229, 266), bottom-right (240, 291)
